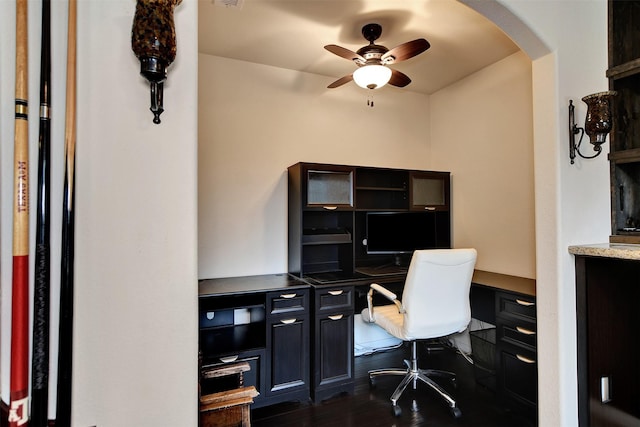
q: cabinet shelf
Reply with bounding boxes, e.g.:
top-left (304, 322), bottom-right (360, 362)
top-left (200, 323), bottom-right (267, 360)
top-left (607, 58), bottom-right (640, 80)
top-left (608, 147), bottom-right (640, 163)
top-left (302, 228), bottom-right (351, 244)
top-left (355, 186), bottom-right (406, 192)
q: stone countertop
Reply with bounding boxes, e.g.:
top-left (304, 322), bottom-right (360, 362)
top-left (568, 243), bottom-right (640, 260)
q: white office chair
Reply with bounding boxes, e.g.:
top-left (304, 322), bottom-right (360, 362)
top-left (361, 248), bottom-right (477, 418)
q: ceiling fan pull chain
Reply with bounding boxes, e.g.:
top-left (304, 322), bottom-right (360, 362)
top-left (367, 95), bottom-right (374, 108)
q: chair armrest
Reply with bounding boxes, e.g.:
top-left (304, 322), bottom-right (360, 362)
top-left (370, 283), bottom-right (397, 301)
top-left (366, 283), bottom-right (405, 322)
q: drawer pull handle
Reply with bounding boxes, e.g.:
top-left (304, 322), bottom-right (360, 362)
top-left (424, 206), bottom-right (436, 211)
top-left (219, 355), bottom-right (239, 363)
top-left (280, 318), bottom-right (297, 324)
top-left (280, 293), bottom-right (297, 299)
top-left (328, 314), bottom-right (343, 321)
top-left (516, 326), bottom-right (536, 335)
top-left (516, 354), bottom-right (536, 364)
top-left (328, 290), bottom-right (343, 296)
top-left (515, 299), bottom-right (535, 307)
top-left (323, 206), bottom-right (337, 210)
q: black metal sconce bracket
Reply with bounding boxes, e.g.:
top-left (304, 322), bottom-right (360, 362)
top-left (569, 99), bottom-right (601, 164)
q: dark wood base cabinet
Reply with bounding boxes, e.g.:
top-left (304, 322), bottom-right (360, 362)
top-left (199, 275), bottom-right (355, 411)
top-left (495, 291), bottom-right (537, 417)
top-left (266, 290), bottom-right (311, 404)
top-left (312, 285), bottom-right (355, 402)
top-left (575, 256), bottom-right (640, 426)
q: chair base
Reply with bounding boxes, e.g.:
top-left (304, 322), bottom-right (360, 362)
top-left (368, 341), bottom-right (462, 418)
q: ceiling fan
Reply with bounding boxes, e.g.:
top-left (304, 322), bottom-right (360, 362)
top-left (325, 23), bottom-right (430, 90)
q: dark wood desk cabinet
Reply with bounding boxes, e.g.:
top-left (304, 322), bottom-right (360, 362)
top-left (312, 285), bottom-right (355, 401)
top-left (199, 274), bottom-right (355, 409)
top-left (471, 271), bottom-right (537, 417)
top-left (199, 275), bottom-right (311, 408)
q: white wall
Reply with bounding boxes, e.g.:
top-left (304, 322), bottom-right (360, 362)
top-left (431, 51), bottom-right (535, 278)
top-left (1, 0), bottom-right (199, 425)
top-left (198, 53), bottom-right (536, 280)
top-left (198, 54), bottom-right (432, 278)
top-left (468, 1), bottom-right (609, 426)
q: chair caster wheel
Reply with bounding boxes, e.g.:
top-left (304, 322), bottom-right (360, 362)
top-left (392, 405), bottom-right (402, 417)
top-left (450, 407), bottom-right (462, 418)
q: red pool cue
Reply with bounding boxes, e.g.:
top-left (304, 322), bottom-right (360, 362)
top-left (9, 0), bottom-right (30, 425)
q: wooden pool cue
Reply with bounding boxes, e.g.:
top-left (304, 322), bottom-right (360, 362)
top-left (31, 0), bottom-right (52, 425)
top-left (9, 0), bottom-right (30, 425)
top-left (56, 0), bottom-right (77, 424)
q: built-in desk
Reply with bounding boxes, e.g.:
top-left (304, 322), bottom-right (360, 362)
top-left (199, 270), bottom-right (537, 415)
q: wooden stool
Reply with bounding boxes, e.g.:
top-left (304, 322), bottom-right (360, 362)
top-left (200, 362), bottom-right (259, 427)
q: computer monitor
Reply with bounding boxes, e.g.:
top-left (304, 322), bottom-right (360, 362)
top-left (365, 212), bottom-right (436, 255)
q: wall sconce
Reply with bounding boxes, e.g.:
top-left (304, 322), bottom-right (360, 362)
top-left (353, 64), bottom-right (392, 90)
top-left (568, 91), bottom-right (617, 164)
top-left (131, 0), bottom-right (182, 124)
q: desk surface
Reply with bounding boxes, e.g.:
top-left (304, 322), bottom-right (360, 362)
top-left (199, 270), bottom-right (536, 298)
top-left (472, 270), bottom-right (536, 296)
top-left (199, 273), bottom-right (309, 297)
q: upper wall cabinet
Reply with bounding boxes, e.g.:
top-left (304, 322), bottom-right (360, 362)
top-left (410, 171), bottom-right (451, 211)
top-left (608, 1), bottom-right (640, 243)
top-left (288, 162), bottom-right (451, 281)
top-left (302, 164), bottom-right (355, 209)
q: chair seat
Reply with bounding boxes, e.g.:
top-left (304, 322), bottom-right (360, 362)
top-left (361, 304), bottom-right (407, 340)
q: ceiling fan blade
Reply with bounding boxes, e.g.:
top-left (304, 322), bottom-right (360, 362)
top-left (381, 39), bottom-right (430, 64)
top-left (388, 69), bottom-right (411, 87)
top-left (324, 44), bottom-right (365, 63)
top-left (327, 74), bottom-right (354, 88)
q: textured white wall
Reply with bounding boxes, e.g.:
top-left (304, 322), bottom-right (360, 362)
top-left (431, 51), bottom-right (535, 278)
top-left (0, 0), bottom-right (199, 425)
top-left (474, 1), bottom-right (609, 425)
top-left (198, 54), bottom-right (432, 279)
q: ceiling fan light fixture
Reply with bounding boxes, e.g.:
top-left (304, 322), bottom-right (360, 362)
top-left (353, 64), bottom-right (392, 90)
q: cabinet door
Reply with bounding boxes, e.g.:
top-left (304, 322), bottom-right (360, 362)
top-left (410, 172), bottom-right (450, 211)
top-left (305, 166), bottom-right (354, 208)
top-left (313, 311), bottom-right (354, 399)
top-left (498, 347), bottom-right (537, 410)
top-left (267, 316), bottom-right (310, 396)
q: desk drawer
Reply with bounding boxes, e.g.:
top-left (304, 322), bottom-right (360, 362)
top-left (315, 286), bottom-right (354, 312)
top-left (497, 318), bottom-right (536, 350)
top-left (499, 346), bottom-right (537, 409)
top-left (496, 292), bottom-right (536, 322)
top-left (267, 289), bottom-right (309, 315)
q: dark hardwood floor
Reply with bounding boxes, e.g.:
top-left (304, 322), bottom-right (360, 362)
top-left (252, 342), bottom-right (537, 427)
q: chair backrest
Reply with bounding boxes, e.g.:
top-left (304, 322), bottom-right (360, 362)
top-left (401, 248), bottom-right (477, 340)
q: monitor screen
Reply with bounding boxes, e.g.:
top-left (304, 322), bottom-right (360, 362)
top-left (365, 212), bottom-right (436, 254)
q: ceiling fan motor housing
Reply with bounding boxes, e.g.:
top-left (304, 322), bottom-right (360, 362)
top-left (362, 23), bottom-right (382, 42)
top-left (356, 44), bottom-right (388, 63)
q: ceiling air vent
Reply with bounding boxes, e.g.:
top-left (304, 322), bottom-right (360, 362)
top-left (214, 0), bottom-right (244, 9)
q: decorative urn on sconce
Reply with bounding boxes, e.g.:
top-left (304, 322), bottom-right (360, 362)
top-left (568, 90), bottom-right (617, 164)
top-left (131, 0), bottom-right (182, 124)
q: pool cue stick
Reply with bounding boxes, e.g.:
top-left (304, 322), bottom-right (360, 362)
top-left (56, 0), bottom-right (76, 424)
top-left (31, 0), bottom-right (52, 425)
top-left (9, 0), bottom-right (30, 425)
